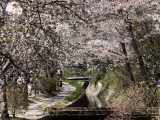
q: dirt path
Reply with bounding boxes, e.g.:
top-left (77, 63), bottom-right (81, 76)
top-left (16, 82), bottom-right (76, 120)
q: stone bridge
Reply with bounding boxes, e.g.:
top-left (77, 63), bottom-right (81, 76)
top-left (39, 107), bottom-right (160, 120)
top-left (66, 77), bottom-right (92, 89)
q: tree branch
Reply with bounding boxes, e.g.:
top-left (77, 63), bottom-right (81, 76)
top-left (0, 51), bottom-right (20, 71)
top-left (49, 2), bottom-right (88, 24)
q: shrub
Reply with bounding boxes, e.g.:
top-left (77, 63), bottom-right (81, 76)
top-left (102, 67), bottom-right (129, 92)
top-left (39, 77), bottom-right (57, 95)
top-left (7, 82), bottom-right (28, 117)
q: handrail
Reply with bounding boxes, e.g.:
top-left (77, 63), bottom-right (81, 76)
top-left (66, 77), bottom-right (91, 80)
top-left (49, 107), bottom-right (160, 117)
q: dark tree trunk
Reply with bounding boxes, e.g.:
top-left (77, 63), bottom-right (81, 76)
top-left (127, 23), bottom-right (148, 83)
top-left (45, 65), bottom-right (51, 78)
top-left (120, 42), bottom-right (135, 85)
top-left (1, 74), bottom-right (9, 120)
top-left (126, 21), bottom-right (156, 106)
top-left (12, 80), bottom-right (16, 118)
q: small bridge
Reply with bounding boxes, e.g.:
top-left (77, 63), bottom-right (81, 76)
top-left (49, 107), bottom-right (111, 116)
top-left (66, 77), bottom-right (91, 89)
top-left (66, 77), bottom-right (91, 81)
top-left (45, 107), bottom-right (160, 120)
top-left (47, 107), bottom-right (112, 120)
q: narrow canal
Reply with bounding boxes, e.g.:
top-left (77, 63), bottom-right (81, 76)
top-left (39, 84), bottom-right (154, 120)
top-left (39, 93), bottom-right (109, 120)
top-left (68, 93), bottom-right (107, 108)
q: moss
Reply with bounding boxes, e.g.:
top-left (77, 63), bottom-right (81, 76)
top-left (43, 80), bottom-right (84, 112)
top-left (102, 67), bottom-right (129, 92)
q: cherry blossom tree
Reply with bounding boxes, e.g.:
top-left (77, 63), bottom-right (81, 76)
top-left (0, 0), bottom-right (89, 118)
top-left (0, 0), bottom-right (160, 119)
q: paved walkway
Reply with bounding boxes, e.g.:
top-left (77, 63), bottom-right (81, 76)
top-left (16, 82), bottom-right (76, 119)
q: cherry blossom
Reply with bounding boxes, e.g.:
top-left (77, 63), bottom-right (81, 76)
top-left (6, 1), bottom-right (23, 16)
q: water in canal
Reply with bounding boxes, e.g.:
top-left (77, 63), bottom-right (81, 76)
top-left (39, 92), bottom-right (153, 120)
top-left (68, 93), bottom-right (107, 108)
top-left (39, 93), bottom-right (109, 120)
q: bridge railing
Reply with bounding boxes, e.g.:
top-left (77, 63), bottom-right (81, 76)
top-left (49, 107), bottom-right (160, 118)
top-left (66, 77), bottom-right (92, 81)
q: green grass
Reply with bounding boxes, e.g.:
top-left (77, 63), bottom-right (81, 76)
top-left (44, 80), bottom-right (84, 112)
top-left (101, 67), bottom-right (129, 92)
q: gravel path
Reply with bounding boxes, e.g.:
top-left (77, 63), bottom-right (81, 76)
top-left (16, 82), bottom-right (76, 120)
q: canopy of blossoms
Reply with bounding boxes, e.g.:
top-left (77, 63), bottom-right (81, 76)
top-left (6, 1), bottom-right (22, 16)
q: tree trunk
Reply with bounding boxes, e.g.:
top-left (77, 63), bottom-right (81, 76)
top-left (13, 81), bottom-right (16, 118)
top-left (120, 42), bottom-right (135, 85)
top-left (45, 65), bottom-right (51, 78)
top-left (127, 22), bottom-right (155, 106)
top-left (127, 23), bottom-right (148, 83)
top-left (1, 74), bottom-right (9, 120)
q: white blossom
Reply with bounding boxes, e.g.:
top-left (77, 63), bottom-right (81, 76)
top-left (55, 23), bottom-right (70, 32)
top-left (6, 1), bottom-right (23, 16)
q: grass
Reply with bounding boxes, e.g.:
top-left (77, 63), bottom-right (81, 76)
top-left (97, 66), bottom-right (151, 113)
top-left (43, 80), bottom-right (84, 112)
top-left (101, 67), bottom-right (129, 92)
